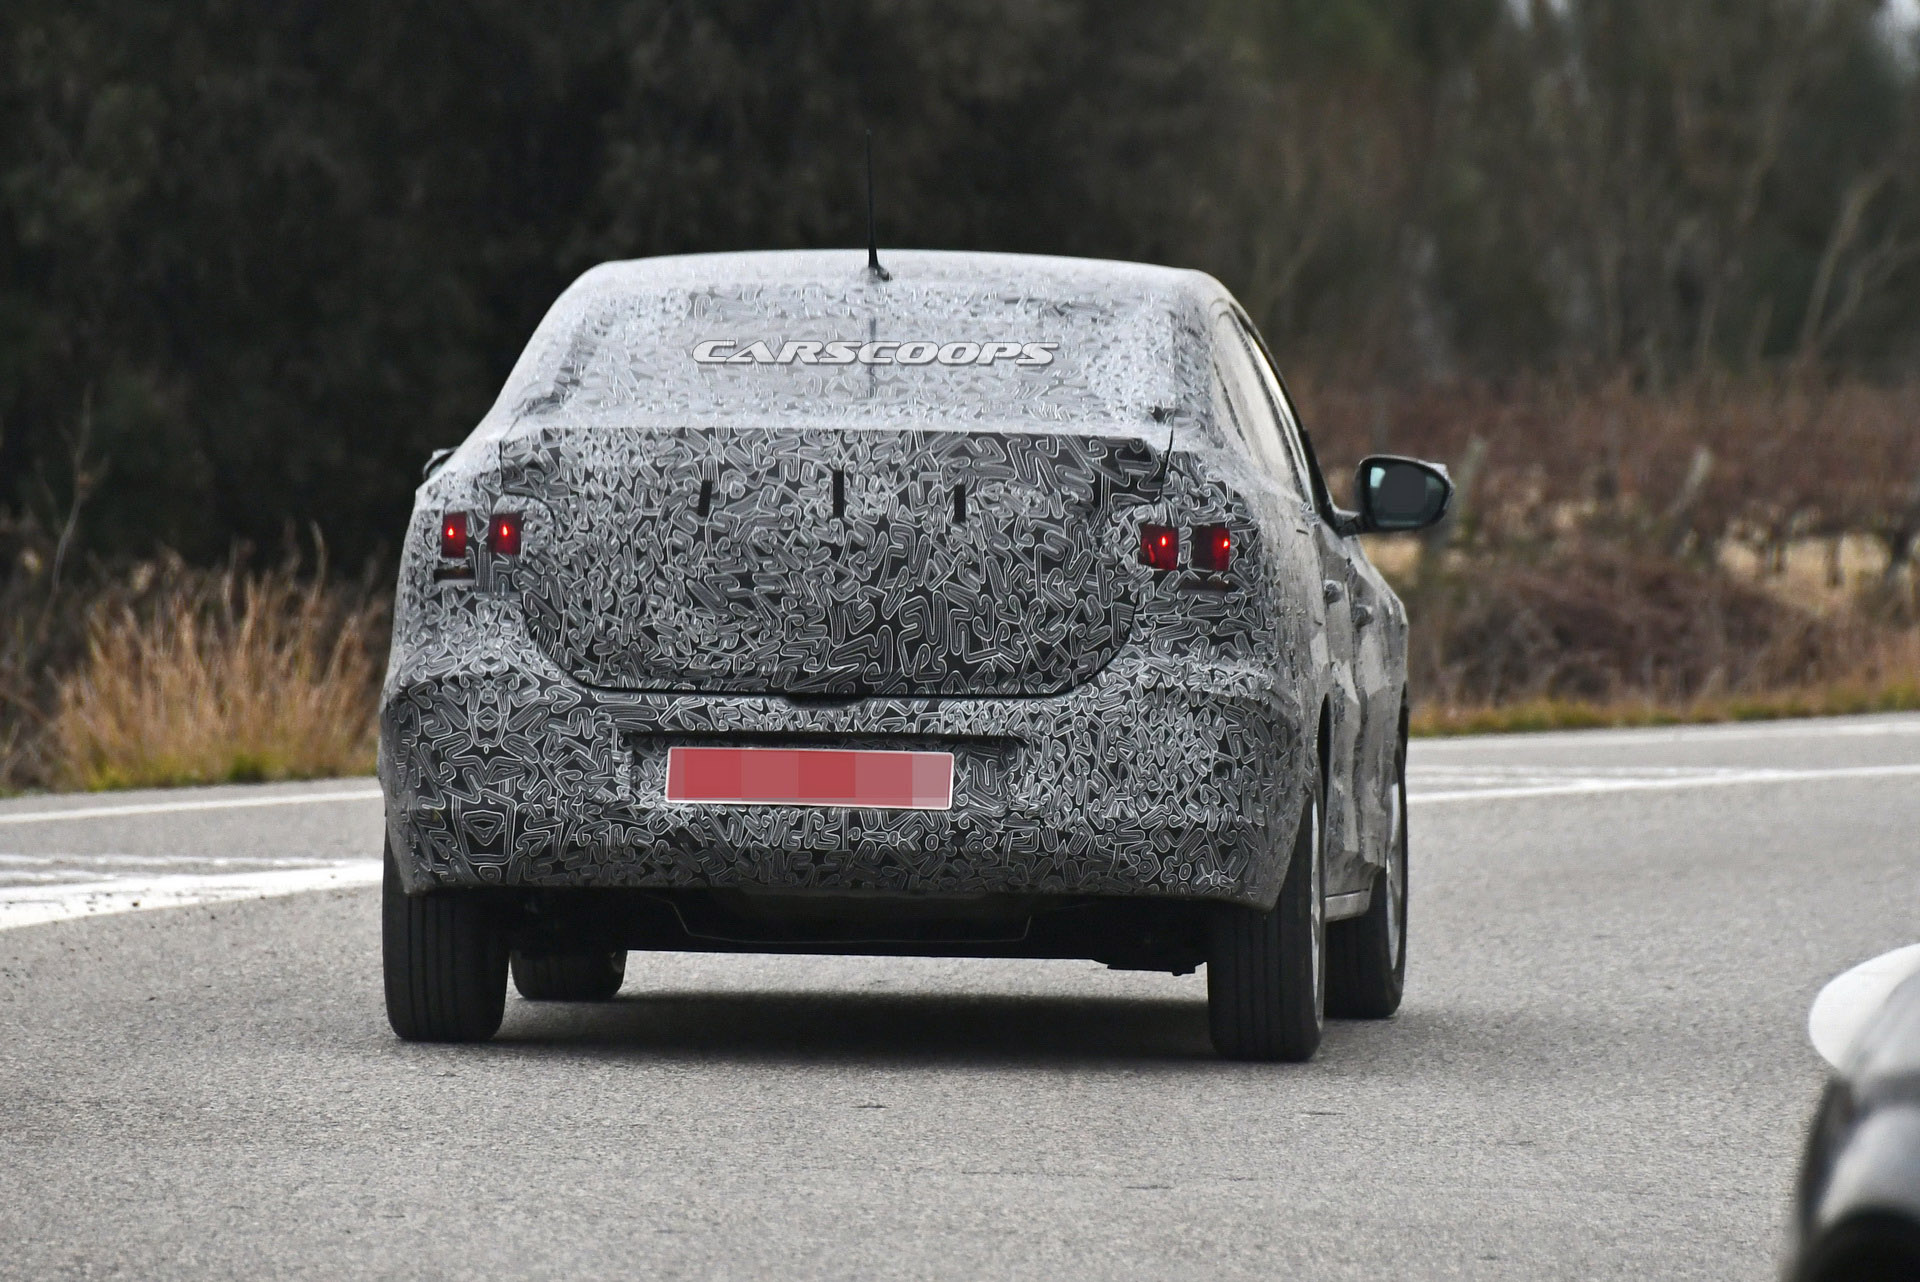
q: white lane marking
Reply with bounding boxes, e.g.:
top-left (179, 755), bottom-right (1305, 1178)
top-left (1409, 762), bottom-right (1920, 804)
top-left (0, 861), bottom-right (382, 931)
top-left (1414, 714), bottom-right (1920, 751)
top-left (0, 871), bottom-right (144, 884)
top-left (0, 854), bottom-right (347, 887)
top-left (1418, 764), bottom-right (1734, 775)
top-left (0, 853), bottom-right (344, 867)
top-left (1411, 765), bottom-right (1754, 790)
top-left (0, 786), bottom-right (381, 826)
top-left (1809, 944), bottom-right (1920, 1068)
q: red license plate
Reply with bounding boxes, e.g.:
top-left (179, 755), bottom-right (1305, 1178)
top-left (664, 747), bottom-right (954, 810)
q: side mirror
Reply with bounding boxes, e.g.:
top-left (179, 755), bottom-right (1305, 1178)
top-left (1354, 455), bottom-right (1452, 533)
top-left (421, 447), bottom-right (456, 481)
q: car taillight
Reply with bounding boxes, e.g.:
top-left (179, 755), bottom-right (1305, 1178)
top-left (487, 512), bottom-right (522, 557)
top-left (1191, 524), bottom-right (1231, 572)
top-left (1140, 524), bottom-right (1178, 570)
top-left (440, 513), bottom-right (469, 559)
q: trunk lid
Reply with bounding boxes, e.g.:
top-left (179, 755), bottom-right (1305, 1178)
top-left (499, 425), bottom-right (1156, 696)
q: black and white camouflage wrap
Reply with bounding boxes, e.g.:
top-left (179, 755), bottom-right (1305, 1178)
top-left (381, 251), bottom-right (1407, 909)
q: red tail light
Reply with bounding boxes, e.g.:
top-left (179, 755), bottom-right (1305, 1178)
top-left (1140, 523), bottom-right (1179, 570)
top-left (439, 513), bottom-right (469, 559)
top-left (487, 512), bottom-right (522, 557)
top-left (1191, 524), bottom-right (1231, 572)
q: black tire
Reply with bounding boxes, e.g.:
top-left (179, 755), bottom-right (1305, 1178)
top-left (511, 949), bottom-right (627, 1001)
top-left (382, 843), bottom-right (507, 1043)
top-left (1327, 730), bottom-right (1408, 1019)
top-left (1208, 788), bottom-right (1325, 1062)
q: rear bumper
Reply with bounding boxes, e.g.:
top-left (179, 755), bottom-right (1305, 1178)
top-left (380, 618), bottom-right (1310, 910)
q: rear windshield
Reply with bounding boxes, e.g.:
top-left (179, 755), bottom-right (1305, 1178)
top-left (497, 279), bottom-right (1201, 429)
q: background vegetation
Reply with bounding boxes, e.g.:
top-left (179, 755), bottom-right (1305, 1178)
top-left (3, 0), bottom-right (1918, 788)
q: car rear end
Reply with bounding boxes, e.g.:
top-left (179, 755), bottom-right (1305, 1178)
top-left (380, 251), bottom-right (1320, 972)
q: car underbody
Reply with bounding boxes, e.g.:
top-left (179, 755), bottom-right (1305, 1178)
top-left (497, 886), bottom-right (1218, 975)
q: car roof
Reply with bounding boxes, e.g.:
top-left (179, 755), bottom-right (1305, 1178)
top-left (466, 249), bottom-right (1240, 443)
top-left (570, 249), bottom-right (1230, 311)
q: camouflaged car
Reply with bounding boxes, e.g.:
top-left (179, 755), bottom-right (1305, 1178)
top-left (379, 249), bottom-right (1451, 1061)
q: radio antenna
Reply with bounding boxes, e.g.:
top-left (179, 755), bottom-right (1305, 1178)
top-left (865, 130), bottom-right (890, 281)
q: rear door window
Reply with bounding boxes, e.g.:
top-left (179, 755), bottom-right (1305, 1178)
top-left (1210, 365), bottom-right (1264, 470)
top-left (1211, 314), bottom-right (1306, 499)
top-left (1234, 312), bottom-right (1338, 520)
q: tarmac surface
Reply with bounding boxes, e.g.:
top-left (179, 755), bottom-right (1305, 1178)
top-left (3, 714), bottom-right (1917, 1280)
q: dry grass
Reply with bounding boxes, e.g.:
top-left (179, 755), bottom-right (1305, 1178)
top-left (1301, 377), bottom-right (1920, 567)
top-left (1411, 617), bottom-right (1920, 736)
top-left (48, 557), bottom-right (384, 791)
top-left (1389, 534), bottom-right (1920, 737)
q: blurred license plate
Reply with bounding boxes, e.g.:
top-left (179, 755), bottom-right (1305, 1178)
top-left (664, 747), bottom-right (954, 811)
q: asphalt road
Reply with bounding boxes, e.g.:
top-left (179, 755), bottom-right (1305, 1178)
top-left (3, 715), bottom-right (1918, 1280)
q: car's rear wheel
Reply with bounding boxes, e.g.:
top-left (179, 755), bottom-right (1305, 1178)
top-left (511, 949), bottom-right (627, 1001)
top-left (1327, 730), bottom-right (1408, 1019)
top-left (382, 843), bottom-right (507, 1042)
top-left (1208, 787), bottom-right (1325, 1062)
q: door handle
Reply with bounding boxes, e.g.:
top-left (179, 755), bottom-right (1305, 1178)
top-left (1351, 602), bottom-right (1375, 628)
top-left (1323, 579), bottom-right (1345, 605)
